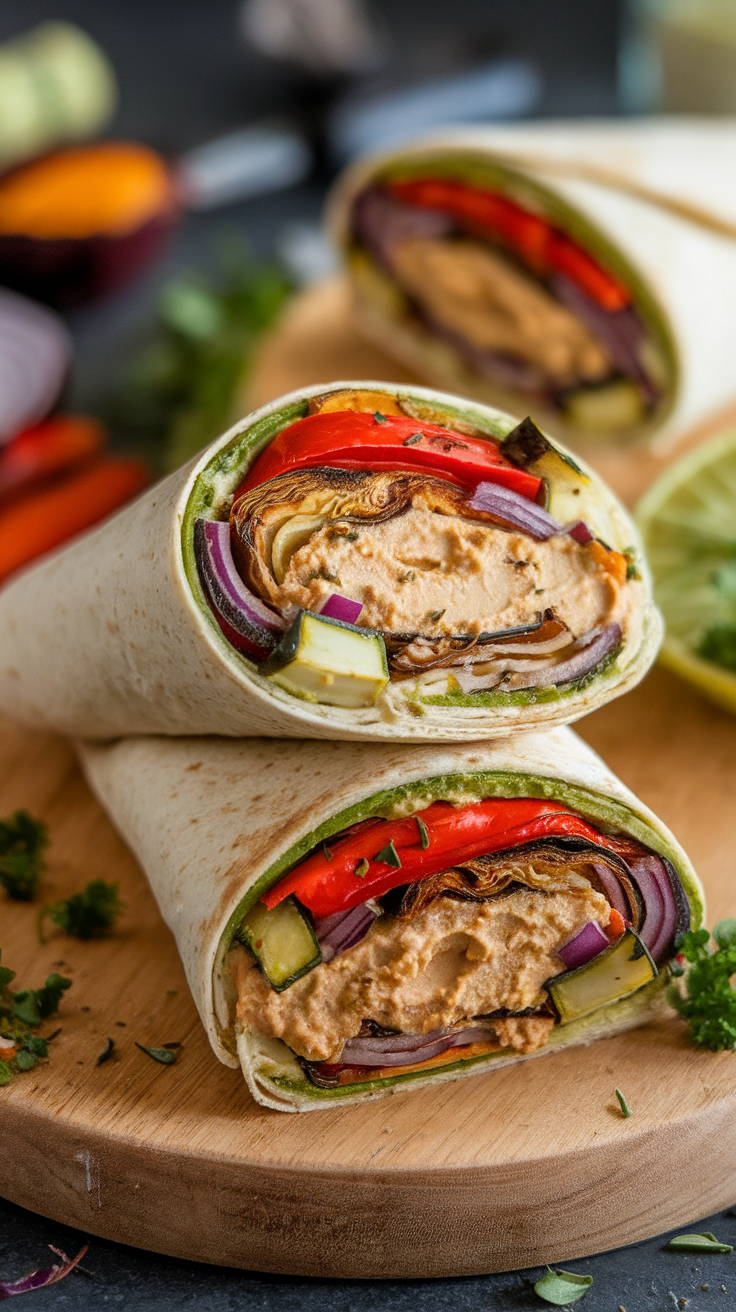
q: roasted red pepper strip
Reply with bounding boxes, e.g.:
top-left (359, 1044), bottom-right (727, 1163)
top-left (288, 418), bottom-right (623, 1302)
top-left (262, 798), bottom-right (620, 918)
top-left (234, 410), bottom-right (542, 502)
top-left (388, 178), bottom-right (631, 314)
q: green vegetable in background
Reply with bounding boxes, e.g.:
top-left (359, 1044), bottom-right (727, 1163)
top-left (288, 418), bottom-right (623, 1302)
top-left (668, 918), bottom-right (736, 1049)
top-left (103, 246), bottom-right (291, 474)
top-left (534, 1267), bottom-right (593, 1305)
top-left (40, 879), bottom-right (123, 940)
top-left (665, 1232), bottom-right (733, 1253)
top-left (0, 949), bottom-right (70, 1085)
top-left (0, 809), bottom-right (49, 901)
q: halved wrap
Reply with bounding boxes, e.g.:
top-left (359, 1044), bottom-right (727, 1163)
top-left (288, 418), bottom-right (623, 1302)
top-left (0, 381), bottom-right (661, 741)
top-left (78, 727), bottom-right (703, 1112)
top-left (329, 118), bottom-right (736, 447)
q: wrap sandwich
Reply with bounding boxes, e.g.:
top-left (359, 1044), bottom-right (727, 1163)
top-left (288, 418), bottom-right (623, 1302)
top-left (0, 381), bottom-right (661, 741)
top-left (330, 118), bottom-right (736, 447)
top-left (78, 728), bottom-right (703, 1112)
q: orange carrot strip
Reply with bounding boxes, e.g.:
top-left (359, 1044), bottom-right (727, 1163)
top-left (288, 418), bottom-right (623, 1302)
top-left (0, 415), bottom-right (105, 498)
top-left (606, 908), bottom-right (626, 941)
top-left (0, 456), bottom-right (148, 584)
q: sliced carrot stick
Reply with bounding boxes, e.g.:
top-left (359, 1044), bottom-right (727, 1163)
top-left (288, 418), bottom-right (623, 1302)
top-left (606, 908), bottom-right (626, 941)
top-left (0, 415), bottom-right (105, 498)
top-left (0, 456), bottom-right (148, 584)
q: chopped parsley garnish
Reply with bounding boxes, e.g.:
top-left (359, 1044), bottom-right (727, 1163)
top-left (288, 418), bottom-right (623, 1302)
top-left (534, 1267), bottom-right (592, 1305)
top-left (415, 816), bottom-right (430, 849)
top-left (374, 840), bottom-right (402, 868)
top-left (427, 609), bottom-right (446, 624)
top-left (0, 810), bottom-right (49, 901)
top-left (322, 845), bottom-right (334, 862)
top-left (0, 949), bottom-right (70, 1085)
top-left (136, 1042), bottom-right (178, 1065)
top-left (41, 880), bottom-right (123, 940)
top-left (373, 411), bottom-right (387, 424)
top-left (623, 547), bottom-right (641, 581)
top-left (665, 1233), bottom-right (733, 1254)
top-left (615, 1087), bottom-right (632, 1118)
top-left (354, 858), bottom-right (369, 879)
top-left (667, 919), bottom-right (736, 1049)
top-left (96, 1037), bottom-right (115, 1067)
top-left (402, 432), bottom-right (423, 445)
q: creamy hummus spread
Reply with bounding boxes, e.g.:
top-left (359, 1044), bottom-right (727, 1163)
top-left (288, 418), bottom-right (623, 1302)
top-left (276, 497), bottom-right (628, 640)
top-left (237, 885), bottom-right (611, 1063)
top-left (391, 237), bottom-right (611, 387)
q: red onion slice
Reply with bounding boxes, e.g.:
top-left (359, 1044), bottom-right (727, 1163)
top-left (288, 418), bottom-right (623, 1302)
top-left (313, 902), bottom-right (377, 961)
top-left (557, 920), bottom-right (609, 970)
top-left (591, 863), bottom-right (629, 919)
top-left (629, 856), bottom-right (678, 963)
top-left (509, 623), bottom-right (621, 690)
top-left (319, 592), bottom-right (363, 625)
top-left (469, 480), bottom-right (562, 539)
top-left (0, 289), bottom-right (71, 443)
top-left (194, 518), bottom-right (285, 657)
top-left (567, 519), bottom-right (593, 544)
top-left (337, 1023), bottom-right (498, 1068)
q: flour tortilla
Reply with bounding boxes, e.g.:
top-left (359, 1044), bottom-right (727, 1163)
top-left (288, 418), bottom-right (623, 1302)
top-left (329, 119), bottom-right (736, 450)
top-left (0, 380), bottom-right (661, 742)
top-left (77, 726), bottom-right (703, 1112)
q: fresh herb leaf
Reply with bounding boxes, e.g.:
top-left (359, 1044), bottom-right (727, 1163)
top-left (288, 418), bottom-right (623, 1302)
top-left (623, 547), bottom-right (640, 582)
top-left (322, 845), bottom-right (334, 862)
top-left (427, 609), bottom-right (446, 624)
top-left (665, 1233), bottom-right (733, 1253)
top-left (615, 1088), bottom-right (632, 1118)
top-left (96, 1037), bottom-right (115, 1067)
top-left (41, 879), bottom-right (123, 940)
top-left (373, 412), bottom-right (387, 424)
top-left (15, 1049), bottom-right (37, 1071)
top-left (135, 1042), bottom-right (178, 1065)
top-left (354, 858), bottom-right (369, 879)
top-left (415, 816), bottom-right (430, 849)
top-left (698, 622), bottom-right (736, 673)
top-left (402, 432), bottom-right (423, 445)
top-left (668, 922), bottom-right (736, 1050)
top-left (0, 1060), bottom-right (12, 1087)
top-left (0, 810), bottom-right (49, 901)
top-left (534, 1267), bottom-right (593, 1304)
top-left (12, 973), bottom-right (72, 1024)
top-left (374, 840), bottom-right (402, 869)
top-left (0, 950), bottom-right (16, 990)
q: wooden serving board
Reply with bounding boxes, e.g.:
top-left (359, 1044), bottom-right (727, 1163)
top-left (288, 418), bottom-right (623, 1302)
top-left (4, 278), bottom-right (736, 1279)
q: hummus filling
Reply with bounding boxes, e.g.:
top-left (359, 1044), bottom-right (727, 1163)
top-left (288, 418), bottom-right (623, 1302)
top-left (391, 237), bottom-right (612, 389)
top-left (275, 497), bottom-right (628, 641)
top-left (237, 883), bottom-right (611, 1063)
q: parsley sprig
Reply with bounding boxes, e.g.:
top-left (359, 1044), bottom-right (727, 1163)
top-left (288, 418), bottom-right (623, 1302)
top-left (668, 919), bottom-right (736, 1050)
top-left (0, 950), bottom-right (70, 1086)
top-left (40, 880), bottom-right (123, 941)
top-left (0, 810), bottom-right (48, 901)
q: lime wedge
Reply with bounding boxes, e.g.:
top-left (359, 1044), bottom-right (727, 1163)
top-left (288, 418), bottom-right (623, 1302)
top-left (636, 428), bottom-right (736, 713)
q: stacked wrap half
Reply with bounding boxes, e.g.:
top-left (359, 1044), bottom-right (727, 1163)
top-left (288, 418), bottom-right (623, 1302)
top-left (0, 380), bottom-right (661, 743)
top-left (330, 117), bottom-right (736, 448)
top-left (79, 728), bottom-right (703, 1111)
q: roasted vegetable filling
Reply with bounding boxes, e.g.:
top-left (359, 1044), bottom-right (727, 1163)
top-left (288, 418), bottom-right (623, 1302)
top-left (349, 180), bottom-right (669, 432)
top-left (194, 390), bottom-right (643, 708)
top-left (234, 795), bottom-right (689, 1088)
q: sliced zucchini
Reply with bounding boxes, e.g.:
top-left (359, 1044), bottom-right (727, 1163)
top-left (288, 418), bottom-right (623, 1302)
top-left (547, 928), bottom-right (657, 1024)
top-left (240, 895), bottom-right (321, 991)
top-left (260, 610), bottom-right (389, 708)
top-left (563, 379), bottom-right (644, 432)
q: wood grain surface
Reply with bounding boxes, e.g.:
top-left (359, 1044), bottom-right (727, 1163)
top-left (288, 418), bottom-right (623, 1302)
top-left (3, 278), bottom-right (736, 1279)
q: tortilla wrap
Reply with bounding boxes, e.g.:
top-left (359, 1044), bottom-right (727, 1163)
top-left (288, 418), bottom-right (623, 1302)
top-left (78, 727), bottom-right (703, 1112)
top-left (329, 119), bottom-right (736, 449)
top-left (0, 380), bottom-right (661, 742)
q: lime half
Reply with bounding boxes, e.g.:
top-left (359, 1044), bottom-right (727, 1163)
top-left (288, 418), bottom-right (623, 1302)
top-left (636, 427), bottom-right (736, 714)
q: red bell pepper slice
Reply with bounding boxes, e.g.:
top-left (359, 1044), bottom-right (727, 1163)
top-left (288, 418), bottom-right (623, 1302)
top-left (387, 178), bottom-right (631, 313)
top-left (235, 411), bottom-right (542, 502)
top-left (262, 797), bottom-right (621, 918)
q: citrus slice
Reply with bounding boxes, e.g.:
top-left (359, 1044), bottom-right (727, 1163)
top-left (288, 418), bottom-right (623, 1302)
top-left (636, 427), bottom-right (736, 713)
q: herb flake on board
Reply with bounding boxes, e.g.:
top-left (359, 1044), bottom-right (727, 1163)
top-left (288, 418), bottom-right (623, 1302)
top-left (135, 1042), bottom-right (178, 1065)
top-left (534, 1267), bottom-right (593, 1305)
top-left (615, 1087), bottom-right (632, 1118)
top-left (0, 810), bottom-right (49, 901)
top-left (0, 949), bottom-right (71, 1085)
top-left (40, 880), bottom-right (123, 940)
top-left (665, 1233), bottom-right (733, 1254)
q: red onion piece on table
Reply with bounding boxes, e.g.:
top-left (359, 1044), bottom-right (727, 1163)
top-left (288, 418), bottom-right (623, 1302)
top-left (629, 855), bottom-right (677, 963)
top-left (319, 592), bottom-right (363, 625)
top-left (313, 903), bottom-right (377, 960)
top-left (557, 920), bottom-right (609, 971)
top-left (337, 1023), bottom-right (498, 1068)
top-left (469, 480), bottom-right (562, 538)
top-left (194, 518), bottom-right (285, 657)
top-left (0, 290), bottom-right (71, 443)
top-left (0, 1245), bottom-right (88, 1297)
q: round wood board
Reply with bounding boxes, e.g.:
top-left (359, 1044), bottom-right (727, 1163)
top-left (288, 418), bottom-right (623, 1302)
top-left (4, 278), bottom-right (736, 1279)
